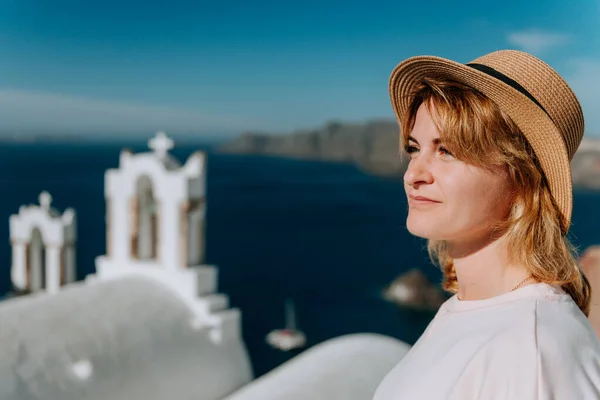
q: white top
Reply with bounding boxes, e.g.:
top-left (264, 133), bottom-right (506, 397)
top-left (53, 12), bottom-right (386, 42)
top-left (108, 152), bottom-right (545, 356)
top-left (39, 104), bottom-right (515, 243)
top-left (372, 283), bottom-right (600, 399)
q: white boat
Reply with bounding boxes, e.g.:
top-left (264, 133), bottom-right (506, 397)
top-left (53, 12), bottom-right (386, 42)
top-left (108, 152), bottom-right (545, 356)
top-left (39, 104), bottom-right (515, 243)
top-left (266, 298), bottom-right (307, 351)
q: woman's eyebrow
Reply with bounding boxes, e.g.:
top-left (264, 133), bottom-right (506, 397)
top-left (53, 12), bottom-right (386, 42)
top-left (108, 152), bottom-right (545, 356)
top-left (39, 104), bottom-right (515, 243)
top-left (407, 136), bottom-right (443, 145)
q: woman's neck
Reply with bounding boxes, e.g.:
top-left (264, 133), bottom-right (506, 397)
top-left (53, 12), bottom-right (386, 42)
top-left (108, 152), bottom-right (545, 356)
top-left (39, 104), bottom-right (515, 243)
top-left (449, 233), bottom-right (531, 301)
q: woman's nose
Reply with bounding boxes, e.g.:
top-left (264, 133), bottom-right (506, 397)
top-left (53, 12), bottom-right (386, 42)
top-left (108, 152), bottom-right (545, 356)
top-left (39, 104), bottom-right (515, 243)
top-left (404, 155), bottom-right (434, 188)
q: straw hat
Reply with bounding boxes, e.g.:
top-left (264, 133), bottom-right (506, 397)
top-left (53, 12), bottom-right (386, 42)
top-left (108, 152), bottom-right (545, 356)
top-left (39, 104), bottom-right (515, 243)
top-left (388, 49), bottom-right (584, 233)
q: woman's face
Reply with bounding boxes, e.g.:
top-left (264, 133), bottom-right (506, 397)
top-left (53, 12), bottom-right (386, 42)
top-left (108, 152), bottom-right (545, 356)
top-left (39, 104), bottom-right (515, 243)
top-left (403, 103), bottom-right (514, 243)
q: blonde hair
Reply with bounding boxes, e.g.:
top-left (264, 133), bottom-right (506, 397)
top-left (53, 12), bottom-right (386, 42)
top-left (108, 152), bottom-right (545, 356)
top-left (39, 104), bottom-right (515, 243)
top-left (401, 77), bottom-right (591, 316)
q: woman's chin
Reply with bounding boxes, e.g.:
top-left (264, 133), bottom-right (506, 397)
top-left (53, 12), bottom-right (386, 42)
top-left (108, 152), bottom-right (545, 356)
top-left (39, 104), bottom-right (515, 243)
top-left (406, 218), bottom-right (444, 240)
top-left (406, 224), bottom-right (432, 239)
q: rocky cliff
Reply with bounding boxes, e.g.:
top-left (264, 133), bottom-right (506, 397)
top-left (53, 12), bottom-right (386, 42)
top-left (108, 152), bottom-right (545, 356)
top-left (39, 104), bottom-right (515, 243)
top-left (571, 141), bottom-right (600, 190)
top-left (218, 120), bottom-right (600, 189)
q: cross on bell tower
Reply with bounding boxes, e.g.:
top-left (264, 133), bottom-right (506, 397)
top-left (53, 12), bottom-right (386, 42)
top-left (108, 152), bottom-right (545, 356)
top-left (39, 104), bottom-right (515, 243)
top-left (39, 191), bottom-right (52, 210)
top-left (148, 132), bottom-right (174, 158)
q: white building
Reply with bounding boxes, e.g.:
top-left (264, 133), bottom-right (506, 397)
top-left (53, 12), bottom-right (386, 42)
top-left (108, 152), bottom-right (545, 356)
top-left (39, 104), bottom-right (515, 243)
top-left (3, 132), bottom-right (410, 400)
top-left (91, 132), bottom-right (239, 344)
top-left (9, 191), bottom-right (76, 295)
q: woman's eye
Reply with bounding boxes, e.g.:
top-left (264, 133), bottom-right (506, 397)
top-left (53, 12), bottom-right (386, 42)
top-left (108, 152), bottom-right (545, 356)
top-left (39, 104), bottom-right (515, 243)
top-left (439, 146), bottom-right (454, 158)
top-left (404, 145), bottom-right (418, 154)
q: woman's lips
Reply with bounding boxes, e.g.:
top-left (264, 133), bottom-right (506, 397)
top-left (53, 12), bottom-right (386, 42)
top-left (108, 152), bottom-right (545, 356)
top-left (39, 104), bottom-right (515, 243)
top-left (408, 194), bottom-right (441, 207)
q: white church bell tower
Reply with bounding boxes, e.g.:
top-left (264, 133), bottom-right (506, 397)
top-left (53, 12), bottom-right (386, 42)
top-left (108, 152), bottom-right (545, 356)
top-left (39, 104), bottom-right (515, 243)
top-left (93, 132), bottom-right (239, 344)
top-left (9, 191), bottom-right (77, 295)
top-left (97, 131), bottom-right (207, 270)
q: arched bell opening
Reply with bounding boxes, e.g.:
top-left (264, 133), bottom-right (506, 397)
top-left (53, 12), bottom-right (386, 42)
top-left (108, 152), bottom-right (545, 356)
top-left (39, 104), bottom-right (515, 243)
top-left (131, 175), bottom-right (159, 260)
top-left (27, 227), bottom-right (46, 291)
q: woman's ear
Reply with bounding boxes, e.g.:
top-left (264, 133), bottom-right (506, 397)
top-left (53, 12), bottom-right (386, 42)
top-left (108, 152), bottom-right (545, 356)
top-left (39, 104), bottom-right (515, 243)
top-left (510, 195), bottom-right (525, 220)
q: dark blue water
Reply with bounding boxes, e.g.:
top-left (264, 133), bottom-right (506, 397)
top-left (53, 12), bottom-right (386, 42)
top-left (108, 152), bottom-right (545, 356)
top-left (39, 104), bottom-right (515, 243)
top-left (1, 141), bottom-right (600, 377)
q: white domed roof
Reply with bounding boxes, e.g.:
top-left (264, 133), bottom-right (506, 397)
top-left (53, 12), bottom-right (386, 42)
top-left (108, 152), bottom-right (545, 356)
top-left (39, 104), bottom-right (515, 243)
top-left (225, 333), bottom-right (410, 400)
top-left (0, 277), bottom-right (252, 400)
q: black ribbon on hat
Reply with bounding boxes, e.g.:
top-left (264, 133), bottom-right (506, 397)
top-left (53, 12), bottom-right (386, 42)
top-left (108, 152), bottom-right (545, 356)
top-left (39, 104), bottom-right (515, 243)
top-left (466, 63), bottom-right (550, 118)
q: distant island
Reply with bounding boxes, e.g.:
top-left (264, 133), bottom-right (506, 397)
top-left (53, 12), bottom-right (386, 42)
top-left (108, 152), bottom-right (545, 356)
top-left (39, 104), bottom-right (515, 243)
top-left (218, 120), bottom-right (600, 190)
top-left (218, 120), bottom-right (408, 177)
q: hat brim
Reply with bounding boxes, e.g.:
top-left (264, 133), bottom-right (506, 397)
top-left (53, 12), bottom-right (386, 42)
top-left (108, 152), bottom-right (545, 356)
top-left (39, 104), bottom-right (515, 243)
top-left (389, 55), bottom-right (572, 232)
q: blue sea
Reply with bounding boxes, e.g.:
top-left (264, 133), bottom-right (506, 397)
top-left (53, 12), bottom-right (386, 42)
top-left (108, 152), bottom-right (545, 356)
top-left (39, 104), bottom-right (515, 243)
top-left (1, 141), bottom-right (600, 377)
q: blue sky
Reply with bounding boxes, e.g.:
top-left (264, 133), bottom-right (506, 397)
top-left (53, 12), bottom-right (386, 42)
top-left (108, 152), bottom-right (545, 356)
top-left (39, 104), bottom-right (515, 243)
top-left (0, 0), bottom-right (599, 138)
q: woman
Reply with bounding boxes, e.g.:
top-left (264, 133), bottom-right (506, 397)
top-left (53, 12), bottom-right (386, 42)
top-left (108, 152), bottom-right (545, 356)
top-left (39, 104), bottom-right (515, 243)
top-left (372, 50), bottom-right (600, 399)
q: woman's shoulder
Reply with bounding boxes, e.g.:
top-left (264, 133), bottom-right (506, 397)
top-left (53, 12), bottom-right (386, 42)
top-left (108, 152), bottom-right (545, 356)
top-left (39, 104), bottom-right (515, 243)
top-left (494, 282), bottom-right (599, 349)
top-left (534, 290), bottom-right (600, 355)
top-left (472, 283), bottom-right (598, 355)
top-left (533, 291), bottom-right (600, 396)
